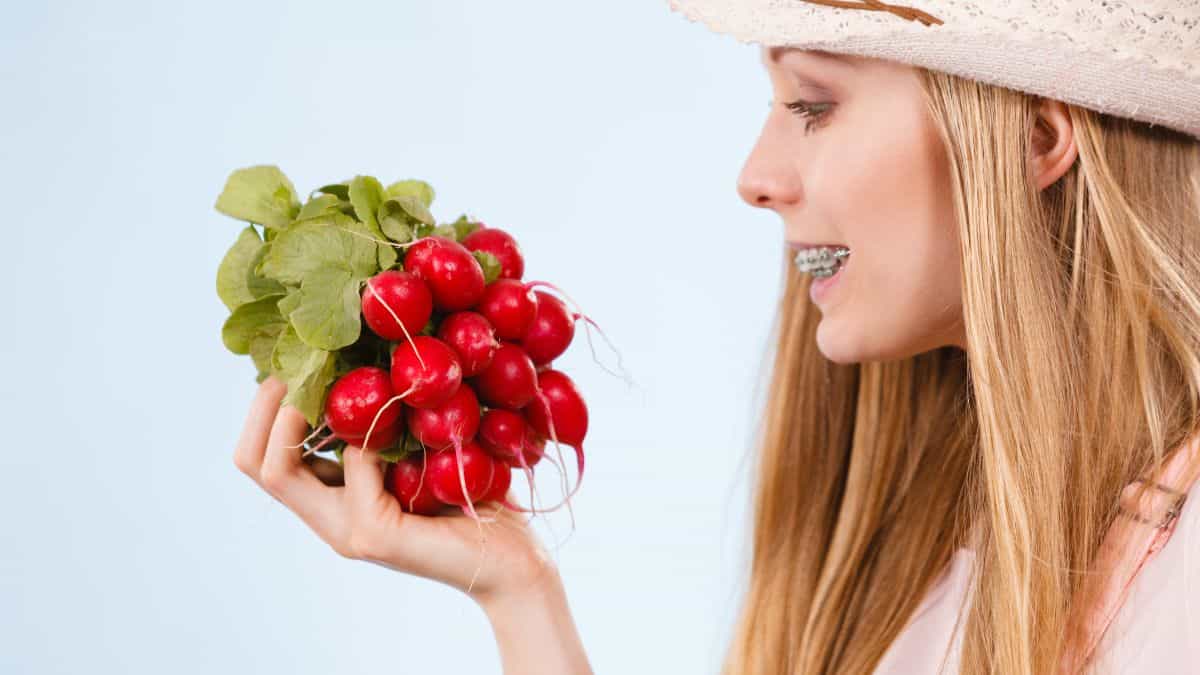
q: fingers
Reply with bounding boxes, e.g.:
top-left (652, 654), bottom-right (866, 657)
top-left (260, 404), bottom-right (346, 547)
top-left (233, 376), bottom-right (287, 485)
top-left (343, 445), bottom-right (386, 509)
top-left (343, 445), bottom-right (400, 549)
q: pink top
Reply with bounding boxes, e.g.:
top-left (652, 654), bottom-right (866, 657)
top-left (874, 444), bottom-right (1200, 674)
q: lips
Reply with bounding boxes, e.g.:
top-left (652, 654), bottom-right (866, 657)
top-left (788, 240), bottom-right (849, 251)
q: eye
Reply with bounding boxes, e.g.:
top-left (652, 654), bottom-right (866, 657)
top-left (782, 98), bottom-right (835, 134)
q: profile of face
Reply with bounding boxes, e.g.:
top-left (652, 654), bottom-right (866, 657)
top-left (737, 47), bottom-right (965, 364)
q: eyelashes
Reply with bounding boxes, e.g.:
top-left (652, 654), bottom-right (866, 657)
top-left (782, 98), bottom-right (835, 134)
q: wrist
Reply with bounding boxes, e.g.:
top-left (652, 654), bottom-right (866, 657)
top-left (476, 564), bottom-right (593, 675)
top-left (474, 555), bottom-right (564, 618)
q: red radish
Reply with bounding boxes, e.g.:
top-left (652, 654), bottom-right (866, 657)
top-left (479, 408), bottom-right (544, 468)
top-left (481, 459), bottom-right (512, 503)
top-left (342, 420), bottom-right (402, 451)
top-left (462, 227), bottom-right (524, 280)
top-left (520, 428), bottom-right (548, 468)
top-left (526, 369), bottom-right (588, 446)
top-left (390, 336), bottom-right (462, 409)
top-left (521, 290), bottom-right (575, 366)
top-left (426, 441), bottom-right (495, 507)
top-left (472, 343), bottom-right (538, 409)
top-left (478, 408), bottom-right (545, 517)
top-left (406, 383), bottom-right (481, 450)
top-left (403, 236), bottom-right (485, 311)
top-left (526, 369), bottom-right (588, 501)
top-left (361, 270), bottom-right (432, 342)
top-left (436, 311), bottom-right (499, 378)
top-left (385, 454), bottom-right (443, 516)
top-left (476, 279), bottom-right (536, 340)
top-left (324, 367), bottom-right (404, 450)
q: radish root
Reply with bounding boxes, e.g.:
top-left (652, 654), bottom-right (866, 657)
top-left (525, 279), bottom-right (634, 387)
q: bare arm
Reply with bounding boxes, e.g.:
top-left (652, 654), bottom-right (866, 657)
top-left (479, 569), bottom-right (594, 675)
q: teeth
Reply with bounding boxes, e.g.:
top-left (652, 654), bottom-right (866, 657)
top-left (794, 246), bottom-right (850, 275)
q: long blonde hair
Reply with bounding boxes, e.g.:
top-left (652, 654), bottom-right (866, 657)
top-left (722, 67), bottom-right (1200, 675)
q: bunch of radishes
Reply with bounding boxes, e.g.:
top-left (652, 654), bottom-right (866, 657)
top-left (333, 234), bottom-right (589, 522)
top-left (215, 166), bottom-right (590, 524)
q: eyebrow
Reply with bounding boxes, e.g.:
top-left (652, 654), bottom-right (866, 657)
top-left (763, 47), bottom-right (857, 68)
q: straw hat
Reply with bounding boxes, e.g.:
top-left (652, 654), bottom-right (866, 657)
top-left (666, 0), bottom-right (1200, 140)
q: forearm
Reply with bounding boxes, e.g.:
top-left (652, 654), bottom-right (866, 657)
top-left (479, 569), bottom-right (594, 675)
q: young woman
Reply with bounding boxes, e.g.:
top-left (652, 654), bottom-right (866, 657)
top-left (232, 1), bottom-right (1200, 672)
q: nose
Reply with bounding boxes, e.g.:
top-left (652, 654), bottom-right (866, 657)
top-left (737, 171), bottom-right (773, 207)
top-left (736, 132), bottom-right (801, 211)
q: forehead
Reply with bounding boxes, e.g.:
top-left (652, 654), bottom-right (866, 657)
top-left (761, 46), bottom-right (859, 68)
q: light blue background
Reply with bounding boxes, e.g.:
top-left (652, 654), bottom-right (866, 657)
top-left (1, 2), bottom-right (787, 673)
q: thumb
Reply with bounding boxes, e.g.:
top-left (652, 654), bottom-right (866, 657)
top-left (343, 444), bottom-right (387, 512)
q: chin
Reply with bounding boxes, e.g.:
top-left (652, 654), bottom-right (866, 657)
top-left (815, 320), bottom-right (922, 364)
top-left (814, 321), bottom-right (867, 365)
top-left (818, 323), bottom-right (965, 364)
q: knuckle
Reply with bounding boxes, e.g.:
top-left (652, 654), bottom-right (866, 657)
top-left (233, 452), bottom-right (257, 478)
top-left (346, 526), bottom-right (378, 562)
top-left (259, 464), bottom-right (291, 493)
top-left (332, 539), bottom-right (358, 560)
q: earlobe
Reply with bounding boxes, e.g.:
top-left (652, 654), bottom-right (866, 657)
top-left (1029, 98), bottom-right (1079, 192)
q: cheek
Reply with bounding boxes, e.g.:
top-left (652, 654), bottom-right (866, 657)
top-left (828, 121), bottom-right (960, 330)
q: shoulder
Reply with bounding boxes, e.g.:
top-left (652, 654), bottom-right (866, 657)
top-left (1094, 477), bottom-right (1200, 672)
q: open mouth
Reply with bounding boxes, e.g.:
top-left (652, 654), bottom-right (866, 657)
top-left (794, 247), bottom-right (850, 276)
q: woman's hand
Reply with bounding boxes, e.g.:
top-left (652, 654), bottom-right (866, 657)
top-left (232, 376), bottom-right (558, 606)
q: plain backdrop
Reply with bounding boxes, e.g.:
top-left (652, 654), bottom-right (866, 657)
top-left (1, 2), bottom-right (788, 673)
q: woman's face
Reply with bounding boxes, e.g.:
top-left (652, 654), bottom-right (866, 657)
top-left (738, 47), bottom-right (965, 363)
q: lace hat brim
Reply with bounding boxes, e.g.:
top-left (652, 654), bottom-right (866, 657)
top-left (666, 0), bottom-right (1200, 140)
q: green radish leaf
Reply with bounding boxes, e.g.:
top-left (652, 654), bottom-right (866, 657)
top-left (378, 446), bottom-right (409, 463)
top-left (296, 193), bottom-right (343, 222)
top-left (472, 250), bottom-right (502, 284)
top-left (382, 195), bottom-right (435, 228)
top-left (380, 431), bottom-right (421, 463)
top-left (401, 432), bottom-right (426, 454)
top-left (286, 267), bottom-right (364, 351)
top-left (315, 183), bottom-right (351, 201)
top-left (223, 296), bottom-right (287, 380)
top-left (271, 324), bottom-right (337, 426)
top-left (249, 328), bottom-right (283, 381)
top-left (450, 215), bottom-right (481, 241)
top-left (384, 179), bottom-right (435, 208)
top-left (419, 318), bottom-right (436, 336)
top-left (349, 175), bottom-right (386, 228)
top-left (376, 237), bottom-right (398, 270)
top-left (347, 177), bottom-right (397, 269)
top-left (222, 296), bottom-right (285, 354)
top-left (265, 217), bottom-right (380, 351)
top-left (246, 243), bottom-right (285, 299)
top-left (259, 216), bottom-right (378, 285)
top-left (277, 288), bottom-right (302, 317)
top-left (217, 226), bottom-right (264, 311)
top-left (214, 165), bottom-right (300, 229)
top-left (334, 446), bottom-right (344, 464)
top-left (432, 224), bottom-right (459, 241)
top-left (379, 214), bottom-right (413, 244)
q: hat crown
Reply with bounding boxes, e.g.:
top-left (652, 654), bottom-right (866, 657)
top-left (667, 0), bottom-right (1200, 139)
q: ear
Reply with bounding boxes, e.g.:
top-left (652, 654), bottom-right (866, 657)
top-left (1029, 98), bottom-right (1079, 191)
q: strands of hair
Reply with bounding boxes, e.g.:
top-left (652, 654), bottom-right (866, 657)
top-left (721, 67), bottom-right (1200, 675)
